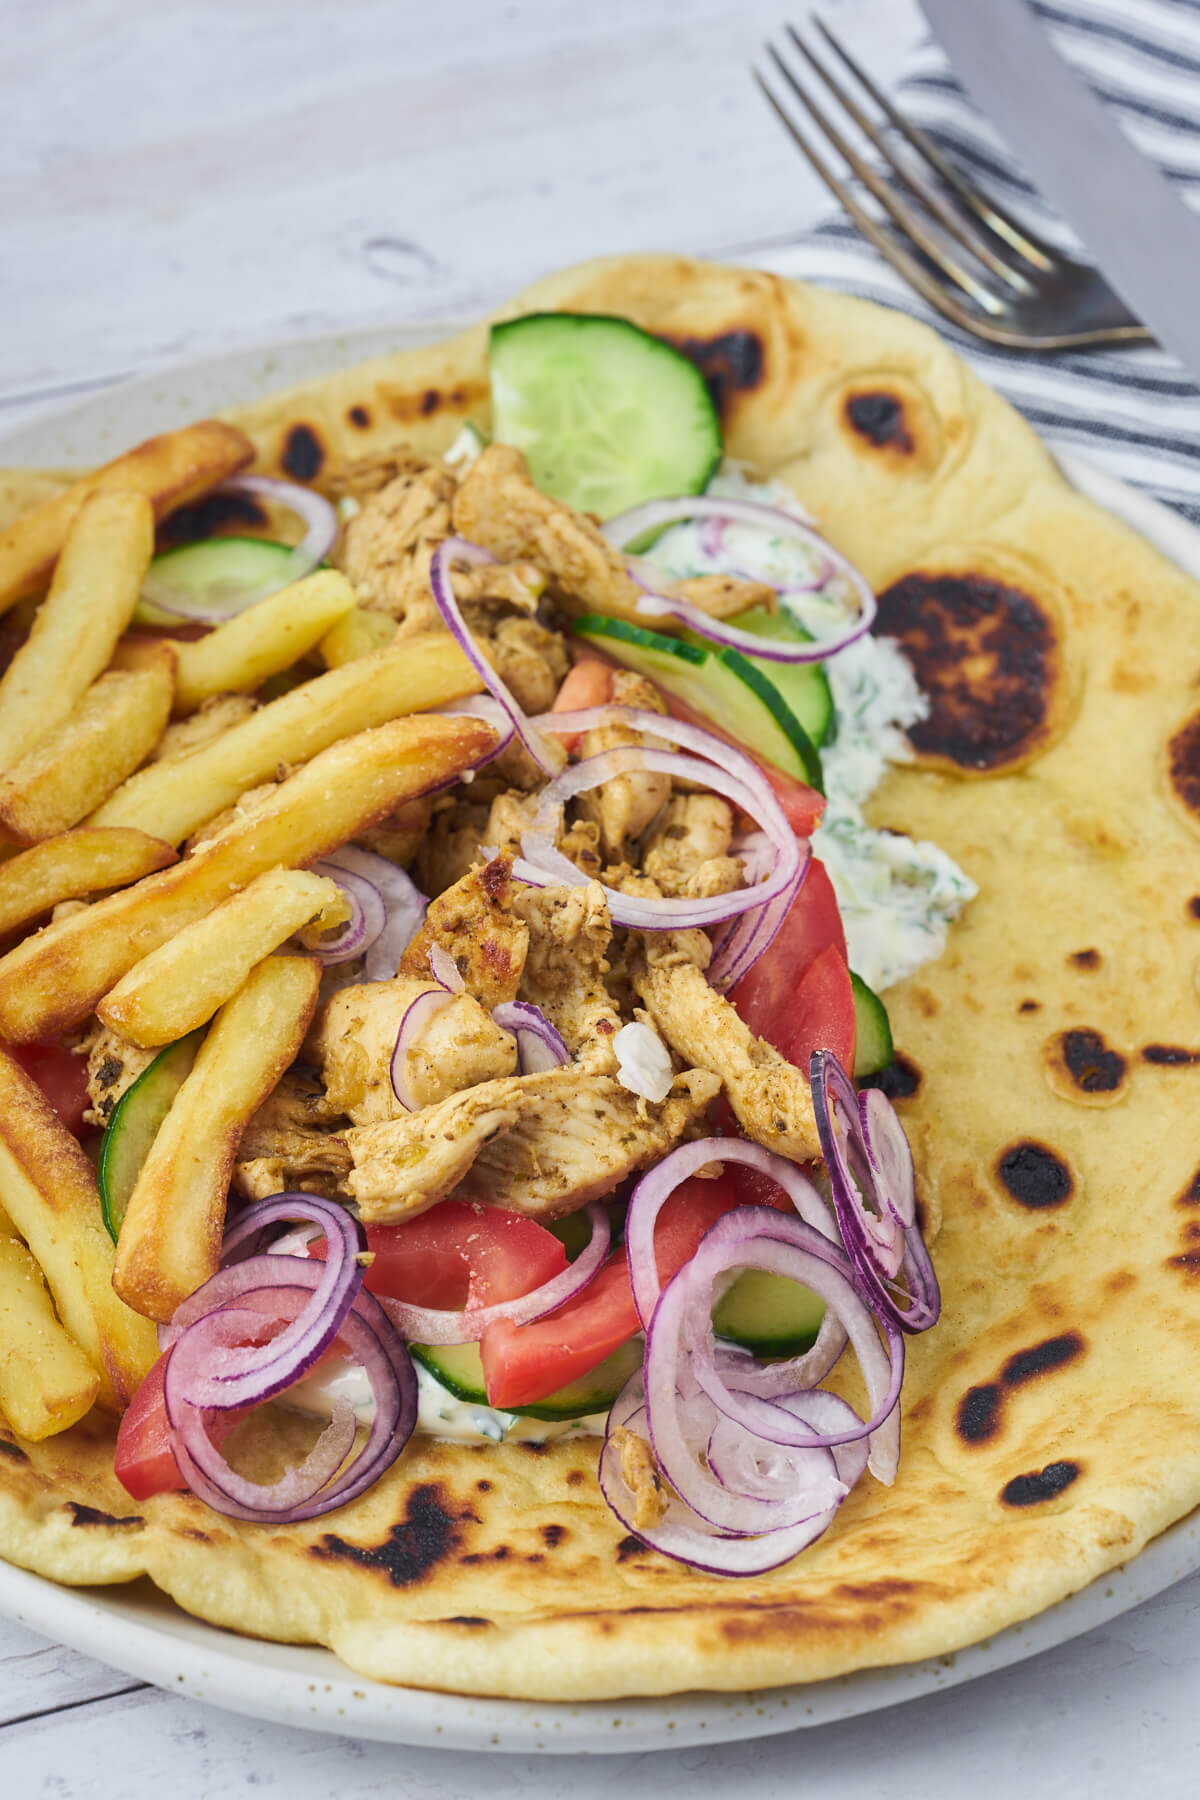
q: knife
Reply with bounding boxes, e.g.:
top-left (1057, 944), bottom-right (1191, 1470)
top-left (919, 0), bottom-right (1200, 376)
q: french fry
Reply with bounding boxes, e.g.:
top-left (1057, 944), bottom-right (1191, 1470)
top-left (0, 1049), bottom-right (159, 1407)
top-left (0, 827), bottom-right (176, 939)
top-left (98, 868), bottom-right (350, 1046)
top-left (0, 1231), bottom-right (101, 1439)
top-left (319, 606), bottom-right (397, 668)
top-left (0, 421), bottom-right (253, 615)
top-left (0, 651), bottom-right (175, 841)
top-left (114, 954), bottom-right (320, 1321)
top-left (168, 570), bottom-right (358, 714)
top-left (89, 631), bottom-right (481, 845)
top-left (0, 711), bottom-right (495, 1040)
top-left (0, 492), bottom-right (155, 772)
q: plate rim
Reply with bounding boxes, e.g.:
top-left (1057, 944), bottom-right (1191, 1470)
top-left (1, 324), bottom-right (1198, 1755)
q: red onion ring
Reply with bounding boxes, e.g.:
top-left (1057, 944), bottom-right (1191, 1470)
top-left (164, 1278), bottom-right (418, 1524)
top-left (389, 986), bottom-right (455, 1111)
top-left (601, 496), bottom-right (876, 665)
top-left (161, 1194), bottom-right (365, 1409)
top-left (139, 476), bottom-right (338, 623)
top-left (377, 1201), bottom-right (611, 1345)
top-left (598, 1380), bottom-right (845, 1576)
top-left (312, 846), bottom-right (427, 984)
top-left (624, 1136), bottom-right (839, 1330)
top-left (491, 1001), bottom-right (570, 1073)
top-left (428, 945), bottom-right (464, 994)
top-left (429, 538), bottom-right (563, 776)
top-left (430, 694), bottom-right (517, 760)
top-left (812, 1051), bottom-right (941, 1335)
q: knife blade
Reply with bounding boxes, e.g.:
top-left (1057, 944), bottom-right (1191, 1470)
top-left (919, 0), bottom-right (1200, 376)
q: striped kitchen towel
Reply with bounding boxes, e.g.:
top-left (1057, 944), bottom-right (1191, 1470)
top-left (759, 0), bottom-right (1200, 522)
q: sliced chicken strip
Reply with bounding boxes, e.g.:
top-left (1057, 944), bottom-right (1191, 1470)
top-left (346, 1080), bottom-right (524, 1222)
top-left (398, 853), bottom-right (529, 1008)
top-left (233, 1073), bottom-right (352, 1203)
top-left (513, 882), bottom-right (623, 1074)
top-left (634, 936), bottom-right (821, 1164)
top-left (467, 1066), bottom-right (720, 1217)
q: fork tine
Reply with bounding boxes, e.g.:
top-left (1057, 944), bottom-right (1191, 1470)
top-left (784, 23), bottom-right (1031, 294)
top-left (811, 15), bottom-right (1055, 274)
top-left (751, 67), bottom-right (1003, 330)
top-left (764, 43), bottom-right (1007, 315)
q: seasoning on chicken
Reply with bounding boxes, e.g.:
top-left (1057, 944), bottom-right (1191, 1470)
top-left (641, 793), bottom-right (742, 899)
top-left (397, 854), bottom-right (529, 1009)
top-left (83, 1023), bottom-right (155, 1127)
top-left (513, 882), bottom-right (623, 1073)
top-left (345, 1080), bottom-right (524, 1221)
top-left (309, 977), bottom-right (517, 1126)
top-left (233, 1072), bottom-right (352, 1202)
top-left (633, 936), bottom-right (821, 1163)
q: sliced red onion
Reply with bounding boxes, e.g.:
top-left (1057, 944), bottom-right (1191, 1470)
top-left (390, 986), bottom-right (455, 1111)
top-left (428, 944), bottom-right (464, 994)
top-left (601, 496), bottom-right (876, 664)
top-left (139, 475), bottom-right (338, 623)
top-left (307, 859), bottom-right (386, 967)
top-left (518, 713), bottom-right (801, 939)
top-left (598, 1380), bottom-right (845, 1576)
top-left (160, 1195), bottom-right (365, 1409)
top-left (164, 1279), bottom-right (417, 1524)
top-left (313, 846), bottom-right (427, 985)
top-left (624, 1136), bottom-right (840, 1330)
top-left (812, 1050), bottom-right (941, 1334)
top-left (646, 1211), bottom-right (902, 1500)
top-left (377, 1201), bottom-right (610, 1345)
top-left (429, 538), bottom-right (563, 776)
top-left (491, 1000), bottom-right (569, 1073)
top-left (430, 694), bottom-right (517, 761)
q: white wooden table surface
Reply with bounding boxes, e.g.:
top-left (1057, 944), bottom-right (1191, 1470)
top-left (6, 0), bottom-right (1200, 1791)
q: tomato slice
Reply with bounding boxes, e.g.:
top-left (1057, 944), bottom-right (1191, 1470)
top-left (9, 1039), bottom-right (91, 1137)
top-left (478, 1174), bottom-right (788, 1410)
top-left (729, 857), bottom-right (855, 1073)
top-left (114, 1355), bottom-right (184, 1499)
top-left (315, 1202), bottom-right (569, 1312)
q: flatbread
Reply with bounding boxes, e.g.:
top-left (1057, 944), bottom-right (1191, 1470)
top-left (3, 255), bottom-right (1200, 1701)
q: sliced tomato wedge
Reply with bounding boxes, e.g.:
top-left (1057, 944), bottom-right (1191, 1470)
top-left (8, 1039), bottom-right (91, 1137)
top-left (313, 1202), bottom-right (569, 1312)
top-left (729, 856), bottom-right (855, 1073)
top-left (478, 1173), bottom-right (789, 1410)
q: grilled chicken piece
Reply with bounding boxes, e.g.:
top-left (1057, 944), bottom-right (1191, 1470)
top-left (513, 882), bottom-right (623, 1073)
top-left (334, 464), bottom-right (456, 618)
top-left (326, 446), bottom-right (440, 506)
top-left (633, 938), bottom-right (821, 1163)
top-left (573, 670), bottom-right (671, 861)
top-left (468, 1066), bottom-right (720, 1217)
top-left (356, 796), bottom-right (432, 870)
top-left (613, 1426), bottom-right (669, 1532)
top-left (346, 1080), bottom-right (524, 1221)
top-left (642, 793), bottom-right (742, 899)
top-left (451, 445), bottom-right (768, 623)
top-left (480, 614), bottom-right (567, 715)
top-left (83, 1024), bottom-right (155, 1127)
top-left (232, 1072), bottom-right (352, 1202)
top-left (309, 977), bottom-right (516, 1126)
top-left (398, 855), bottom-right (529, 1009)
top-left (414, 800), bottom-right (490, 897)
top-left (150, 693), bottom-right (257, 763)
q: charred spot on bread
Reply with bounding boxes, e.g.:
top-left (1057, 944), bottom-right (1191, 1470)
top-left (844, 390), bottom-right (914, 453)
top-left (1001, 1461), bottom-right (1081, 1507)
top-left (156, 487), bottom-right (271, 550)
top-left (281, 423), bottom-right (325, 482)
top-left (310, 1484), bottom-right (467, 1587)
top-left (667, 330), bottom-right (765, 419)
top-left (873, 572), bottom-right (1060, 771)
top-left (996, 1141), bottom-right (1074, 1210)
top-left (66, 1502), bottom-right (144, 1528)
top-left (1044, 1028), bottom-right (1127, 1104)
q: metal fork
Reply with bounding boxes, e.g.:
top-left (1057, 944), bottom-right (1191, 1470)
top-left (754, 19), bottom-right (1153, 352)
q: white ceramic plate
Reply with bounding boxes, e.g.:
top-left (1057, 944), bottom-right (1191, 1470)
top-left (0, 325), bottom-right (1197, 1755)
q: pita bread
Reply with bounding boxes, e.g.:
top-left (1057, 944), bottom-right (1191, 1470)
top-left (3, 255), bottom-right (1200, 1701)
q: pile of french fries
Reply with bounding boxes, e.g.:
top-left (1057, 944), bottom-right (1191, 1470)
top-left (0, 422), bottom-right (491, 1440)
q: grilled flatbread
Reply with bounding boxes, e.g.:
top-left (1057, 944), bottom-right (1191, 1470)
top-left (3, 255), bottom-right (1200, 1701)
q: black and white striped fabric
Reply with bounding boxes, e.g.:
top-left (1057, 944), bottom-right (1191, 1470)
top-left (763, 0), bottom-right (1200, 522)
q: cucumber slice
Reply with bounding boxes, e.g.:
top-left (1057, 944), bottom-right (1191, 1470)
top-left (712, 1269), bottom-right (826, 1358)
top-left (573, 613), bottom-right (823, 792)
top-left (851, 971), bottom-right (894, 1079)
top-left (134, 536), bottom-right (299, 627)
top-left (489, 313), bottom-right (722, 519)
top-left (97, 1031), bottom-right (205, 1242)
top-left (707, 606), bottom-right (835, 748)
top-left (411, 1338), bottom-right (644, 1422)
